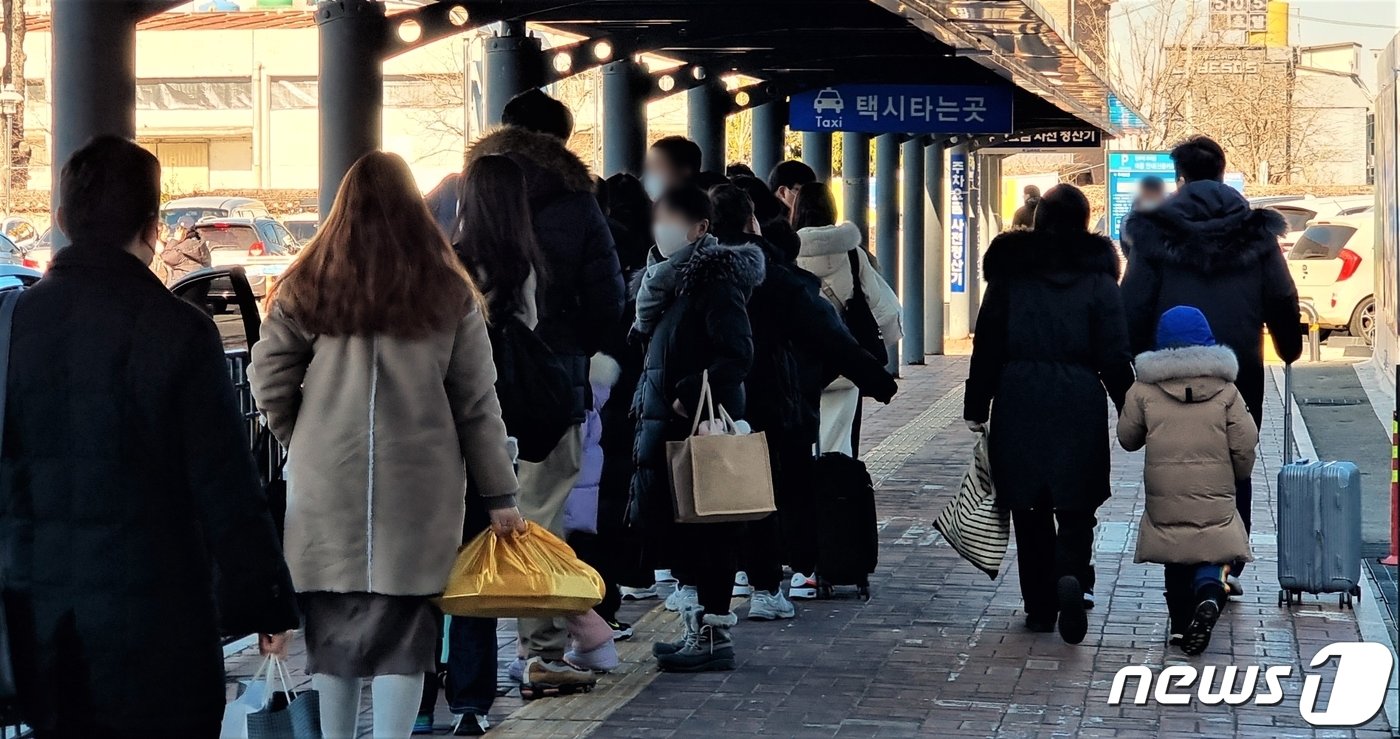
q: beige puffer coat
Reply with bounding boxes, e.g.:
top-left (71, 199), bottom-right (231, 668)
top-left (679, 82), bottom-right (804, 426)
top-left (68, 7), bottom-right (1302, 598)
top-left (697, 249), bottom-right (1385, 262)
top-left (1117, 344), bottom-right (1257, 565)
top-left (249, 303), bottom-right (519, 596)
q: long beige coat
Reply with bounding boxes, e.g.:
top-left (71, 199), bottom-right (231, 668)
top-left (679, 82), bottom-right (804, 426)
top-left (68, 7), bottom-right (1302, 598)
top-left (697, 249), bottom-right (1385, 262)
top-left (1117, 344), bottom-right (1257, 565)
top-left (249, 304), bottom-right (518, 596)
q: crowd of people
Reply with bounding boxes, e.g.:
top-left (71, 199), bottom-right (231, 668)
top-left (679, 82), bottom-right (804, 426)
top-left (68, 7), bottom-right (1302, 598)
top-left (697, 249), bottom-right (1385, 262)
top-left (0, 89), bottom-right (902, 738)
top-left (0, 77), bottom-right (1305, 735)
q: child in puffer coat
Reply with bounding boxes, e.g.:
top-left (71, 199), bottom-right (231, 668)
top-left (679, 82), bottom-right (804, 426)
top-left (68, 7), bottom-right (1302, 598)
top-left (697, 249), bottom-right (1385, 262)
top-left (1117, 306), bottom-right (1257, 656)
top-left (560, 353), bottom-right (624, 671)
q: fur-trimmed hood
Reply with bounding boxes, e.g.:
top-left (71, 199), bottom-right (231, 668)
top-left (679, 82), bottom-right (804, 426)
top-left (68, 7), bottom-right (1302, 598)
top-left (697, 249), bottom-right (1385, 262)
top-left (1124, 180), bottom-right (1286, 273)
top-left (982, 228), bottom-right (1121, 283)
top-left (465, 125), bottom-right (595, 199)
top-left (679, 242), bottom-right (766, 296)
top-left (1133, 344), bottom-right (1239, 403)
top-left (797, 222), bottom-right (863, 258)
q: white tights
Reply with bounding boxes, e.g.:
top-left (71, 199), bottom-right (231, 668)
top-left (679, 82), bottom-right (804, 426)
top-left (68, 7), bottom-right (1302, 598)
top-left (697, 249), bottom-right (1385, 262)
top-left (312, 673), bottom-right (424, 739)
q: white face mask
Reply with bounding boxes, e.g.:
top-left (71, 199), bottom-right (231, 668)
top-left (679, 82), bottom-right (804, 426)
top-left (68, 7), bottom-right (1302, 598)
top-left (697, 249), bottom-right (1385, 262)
top-left (642, 172), bottom-right (666, 202)
top-left (653, 222), bottom-right (692, 257)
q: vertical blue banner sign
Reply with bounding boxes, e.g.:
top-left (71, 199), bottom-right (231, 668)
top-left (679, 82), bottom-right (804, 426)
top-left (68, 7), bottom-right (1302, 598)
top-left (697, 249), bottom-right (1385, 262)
top-left (949, 152), bottom-right (968, 294)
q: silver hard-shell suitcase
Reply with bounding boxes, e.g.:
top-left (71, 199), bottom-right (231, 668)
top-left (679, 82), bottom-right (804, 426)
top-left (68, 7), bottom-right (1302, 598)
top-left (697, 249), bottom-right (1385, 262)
top-left (1276, 364), bottom-right (1363, 609)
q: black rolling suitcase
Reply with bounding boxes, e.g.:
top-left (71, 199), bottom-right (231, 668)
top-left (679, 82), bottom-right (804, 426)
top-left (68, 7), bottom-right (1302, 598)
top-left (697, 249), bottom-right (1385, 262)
top-left (812, 452), bottom-right (878, 600)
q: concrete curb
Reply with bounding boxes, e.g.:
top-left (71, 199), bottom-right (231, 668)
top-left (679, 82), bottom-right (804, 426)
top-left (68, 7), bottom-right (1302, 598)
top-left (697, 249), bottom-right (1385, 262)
top-left (1271, 363), bottom-right (1399, 731)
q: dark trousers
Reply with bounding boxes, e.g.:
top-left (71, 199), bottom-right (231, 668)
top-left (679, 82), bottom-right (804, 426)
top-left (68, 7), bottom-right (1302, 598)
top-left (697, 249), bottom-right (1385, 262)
top-left (1233, 396), bottom-right (1266, 576)
top-left (745, 438), bottom-right (819, 593)
top-left (1011, 507), bottom-right (1097, 619)
top-left (1163, 563), bottom-right (1228, 632)
top-left (569, 531), bottom-right (621, 622)
top-left (420, 612), bottom-right (499, 717)
top-left (675, 521), bottom-right (743, 616)
top-left (421, 481), bottom-right (498, 717)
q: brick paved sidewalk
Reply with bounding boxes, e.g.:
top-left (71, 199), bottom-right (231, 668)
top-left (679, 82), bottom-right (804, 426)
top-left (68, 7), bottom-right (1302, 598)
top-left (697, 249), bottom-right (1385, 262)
top-left (224, 358), bottom-right (1394, 738)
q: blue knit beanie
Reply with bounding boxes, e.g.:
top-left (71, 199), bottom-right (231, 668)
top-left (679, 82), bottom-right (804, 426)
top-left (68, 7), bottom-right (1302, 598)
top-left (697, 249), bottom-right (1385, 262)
top-left (1155, 306), bottom-right (1216, 350)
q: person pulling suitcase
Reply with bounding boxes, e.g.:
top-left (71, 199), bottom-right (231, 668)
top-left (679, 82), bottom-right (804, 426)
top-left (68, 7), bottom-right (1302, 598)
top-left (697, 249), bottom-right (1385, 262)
top-left (1116, 307), bottom-right (1258, 655)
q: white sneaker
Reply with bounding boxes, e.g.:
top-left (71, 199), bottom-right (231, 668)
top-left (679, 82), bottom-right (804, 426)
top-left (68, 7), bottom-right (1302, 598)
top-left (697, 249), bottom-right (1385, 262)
top-left (733, 570), bottom-right (753, 597)
top-left (654, 569), bottom-right (679, 598)
top-left (788, 572), bottom-right (818, 600)
top-left (748, 590), bottom-right (796, 620)
top-left (564, 639), bottom-right (620, 673)
top-left (619, 584), bottom-right (660, 600)
top-left (664, 584), bottom-right (698, 612)
top-left (507, 656), bottom-right (527, 683)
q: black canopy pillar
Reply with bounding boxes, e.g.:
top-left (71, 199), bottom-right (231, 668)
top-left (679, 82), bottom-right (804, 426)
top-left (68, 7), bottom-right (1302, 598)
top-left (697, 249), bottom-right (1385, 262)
top-left (752, 101), bottom-right (786, 184)
top-left (50, 0), bottom-right (178, 248)
top-left (688, 78), bottom-right (728, 173)
top-left (316, 0), bottom-right (387, 219)
top-left (803, 132), bottom-right (832, 182)
top-left (602, 59), bottom-right (648, 177)
top-left (484, 20), bottom-right (545, 126)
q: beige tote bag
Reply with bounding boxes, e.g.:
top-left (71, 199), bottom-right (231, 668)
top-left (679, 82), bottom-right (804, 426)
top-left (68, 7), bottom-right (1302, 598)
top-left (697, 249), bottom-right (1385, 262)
top-left (667, 370), bottom-right (776, 523)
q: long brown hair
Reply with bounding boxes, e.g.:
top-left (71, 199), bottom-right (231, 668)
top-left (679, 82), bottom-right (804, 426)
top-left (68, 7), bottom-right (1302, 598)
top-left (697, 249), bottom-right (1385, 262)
top-left (454, 154), bottom-right (546, 316)
top-left (268, 151), bottom-right (481, 338)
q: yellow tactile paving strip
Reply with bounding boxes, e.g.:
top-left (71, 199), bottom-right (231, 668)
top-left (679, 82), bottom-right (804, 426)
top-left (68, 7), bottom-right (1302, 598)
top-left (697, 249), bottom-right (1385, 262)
top-left (493, 600), bottom-right (683, 737)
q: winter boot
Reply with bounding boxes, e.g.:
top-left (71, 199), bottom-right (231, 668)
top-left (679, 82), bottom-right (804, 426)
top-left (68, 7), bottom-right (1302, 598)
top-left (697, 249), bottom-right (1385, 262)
top-left (1180, 581), bottom-right (1225, 656)
top-left (655, 607), bottom-right (738, 672)
top-left (652, 604), bottom-right (700, 657)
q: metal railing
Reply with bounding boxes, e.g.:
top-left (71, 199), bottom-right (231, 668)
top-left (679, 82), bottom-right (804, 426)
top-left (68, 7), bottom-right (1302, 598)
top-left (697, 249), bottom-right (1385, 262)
top-left (1299, 300), bottom-right (1322, 363)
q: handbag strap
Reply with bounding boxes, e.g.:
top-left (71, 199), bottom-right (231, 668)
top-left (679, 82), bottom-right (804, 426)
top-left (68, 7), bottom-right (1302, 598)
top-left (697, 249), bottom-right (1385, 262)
top-left (0, 290), bottom-right (23, 460)
top-left (847, 249), bottom-right (869, 303)
top-left (687, 369), bottom-right (715, 436)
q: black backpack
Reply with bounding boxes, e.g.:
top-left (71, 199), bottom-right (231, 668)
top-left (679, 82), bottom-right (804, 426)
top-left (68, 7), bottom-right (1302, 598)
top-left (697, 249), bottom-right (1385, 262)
top-left (823, 250), bottom-right (887, 364)
top-left (487, 315), bottom-right (574, 463)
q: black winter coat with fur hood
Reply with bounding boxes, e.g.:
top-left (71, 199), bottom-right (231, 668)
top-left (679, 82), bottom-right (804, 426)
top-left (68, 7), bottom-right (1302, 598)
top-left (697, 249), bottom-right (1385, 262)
top-left (965, 229), bottom-right (1135, 511)
top-left (1121, 180), bottom-right (1301, 425)
top-left (629, 242), bottom-right (765, 528)
top-left (466, 126), bottom-right (624, 421)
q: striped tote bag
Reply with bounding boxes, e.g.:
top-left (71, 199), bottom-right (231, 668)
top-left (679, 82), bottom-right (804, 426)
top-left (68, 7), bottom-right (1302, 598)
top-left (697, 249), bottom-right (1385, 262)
top-left (933, 431), bottom-right (1010, 579)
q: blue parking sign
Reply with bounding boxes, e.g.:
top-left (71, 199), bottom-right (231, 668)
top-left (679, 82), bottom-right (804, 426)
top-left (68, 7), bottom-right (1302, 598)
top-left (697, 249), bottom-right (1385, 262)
top-left (789, 85), bottom-right (1013, 134)
top-left (1106, 151), bottom-right (1176, 241)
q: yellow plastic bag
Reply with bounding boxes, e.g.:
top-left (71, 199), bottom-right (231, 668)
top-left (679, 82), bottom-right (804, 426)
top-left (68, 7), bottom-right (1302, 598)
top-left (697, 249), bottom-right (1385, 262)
top-left (436, 522), bottom-right (604, 618)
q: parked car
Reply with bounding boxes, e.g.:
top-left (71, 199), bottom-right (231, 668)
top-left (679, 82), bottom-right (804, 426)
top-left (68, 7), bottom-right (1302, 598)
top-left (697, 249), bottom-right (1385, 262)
top-left (1, 217), bottom-right (40, 251)
top-left (281, 212), bottom-right (320, 243)
top-left (161, 196), bottom-right (271, 231)
top-left (191, 217), bottom-right (299, 297)
top-left (1286, 213), bottom-right (1375, 344)
top-left (1268, 195), bottom-right (1374, 252)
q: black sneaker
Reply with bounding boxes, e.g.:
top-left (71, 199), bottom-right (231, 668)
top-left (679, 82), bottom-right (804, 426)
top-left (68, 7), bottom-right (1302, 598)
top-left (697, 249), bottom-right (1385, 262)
top-left (1024, 614), bottom-right (1056, 633)
top-left (1056, 576), bottom-right (1088, 645)
top-left (1082, 592), bottom-right (1095, 610)
top-left (608, 619), bottom-right (634, 641)
top-left (452, 713), bottom-right (490, 736)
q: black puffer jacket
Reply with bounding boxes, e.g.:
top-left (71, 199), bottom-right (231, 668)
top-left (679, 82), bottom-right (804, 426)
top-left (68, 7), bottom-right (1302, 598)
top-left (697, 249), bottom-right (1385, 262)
top-left (741, 237), bottom-right (895, 441)
top-left (466, 126), bottom-right (625, 420)
top-left (0, 244), bottom-right (298, 733)
top-left (1121, 180), bottom-right (1301, 424)
top-left (629, 243), bottom-right (766, 528)
top-left (965, 229), bottom-right (1134, 511)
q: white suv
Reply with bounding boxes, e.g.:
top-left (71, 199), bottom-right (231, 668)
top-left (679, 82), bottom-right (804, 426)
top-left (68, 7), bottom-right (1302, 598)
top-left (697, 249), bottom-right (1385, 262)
top-left (1286, 213), bottom-right (1375, 344)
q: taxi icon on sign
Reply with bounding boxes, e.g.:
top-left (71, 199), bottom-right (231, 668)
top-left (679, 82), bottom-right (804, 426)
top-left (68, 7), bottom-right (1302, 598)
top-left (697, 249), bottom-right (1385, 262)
top-left (813, 88), bottom-right (845, 114)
